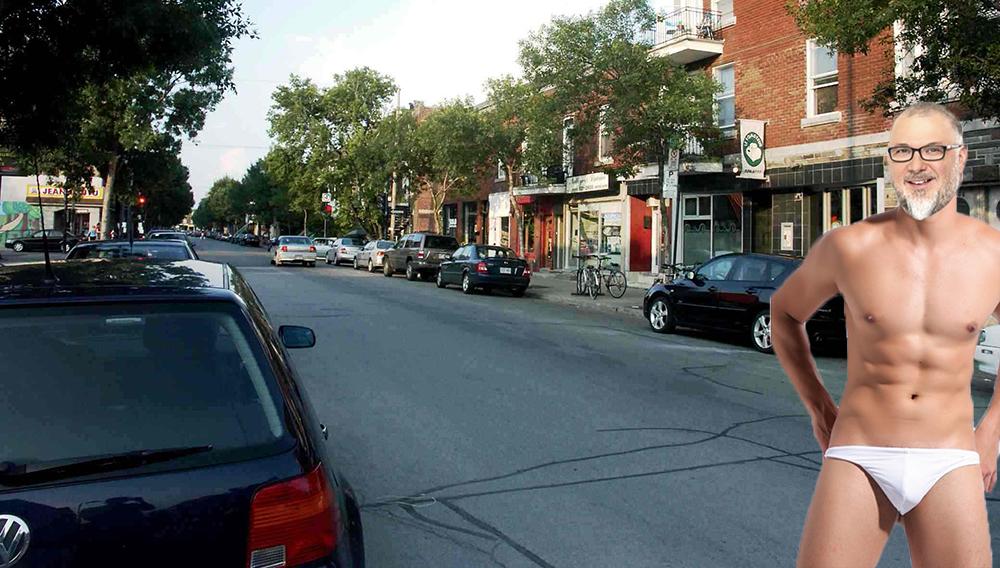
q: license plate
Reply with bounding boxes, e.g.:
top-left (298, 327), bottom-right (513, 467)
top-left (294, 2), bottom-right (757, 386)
top-left (500, 267), bottom-right (512, 274)
top-left (295, 255), bottom-right (302, 260)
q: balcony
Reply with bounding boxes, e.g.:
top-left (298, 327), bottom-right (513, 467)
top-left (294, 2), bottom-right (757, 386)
top-left (641, 8), bottom-right (724, 65)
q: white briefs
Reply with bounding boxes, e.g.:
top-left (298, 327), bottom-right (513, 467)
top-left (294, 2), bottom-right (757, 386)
top-left (824, 445), bottom-right (981, 515)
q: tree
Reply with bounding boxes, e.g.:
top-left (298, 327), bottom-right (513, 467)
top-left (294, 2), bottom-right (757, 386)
top-left (126, 145), bottom-right (195, 229)
top-left (237, 159), bottom-right (294, 236)
top-left (788, 0), bottom-right (1000, 120)
top-left (194, 176), bottom-right (240, 231)
top-left (519, 0), bottom-right (720, 264)
top-left (0, 1), bottom-right (254, 238)
top-left (411, 100), bottom-right (489, 234)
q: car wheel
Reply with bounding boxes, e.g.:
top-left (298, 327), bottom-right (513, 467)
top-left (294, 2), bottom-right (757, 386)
top-left (353, 257), bottom-right (359, 270)
top-left (270, 257), bottom-right (275, 265)
top-left (462, 272), bottom-right (474, 295)
top-left (436, 270), bottom-right (447, 288)
top-left (406, 262), bottom-right (417, 281)
top-left (368, 259), bottom-right (374, 273)
top-left (751, 309), bottom-right (774, 354)
top-left (648, 297), bottom-right (676, 333)
top-left (308, 262), bottom-right (316, 267)
top-left (383, 259), bottom-right (392, 277)
top-left (325, 253), bottom-right (331, 265)
top-left (12, 242), bottom-right (24, 252)
top-left (511, 287), bottom-right (526, 297)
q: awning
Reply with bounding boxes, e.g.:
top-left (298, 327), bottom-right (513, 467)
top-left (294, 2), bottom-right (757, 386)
top-left (515, 196), bottom-right (534, 205)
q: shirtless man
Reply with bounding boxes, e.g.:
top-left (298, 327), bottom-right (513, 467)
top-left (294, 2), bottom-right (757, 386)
top-left (771, 102), bottom-right (998, 567)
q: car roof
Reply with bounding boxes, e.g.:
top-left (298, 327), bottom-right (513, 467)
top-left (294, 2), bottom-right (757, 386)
top-left (710, 252), bottom-right (802, 263)
top-left (0, 259), bottom-right (234, 304)
top-left (76, 239), bottom-right (188, 247)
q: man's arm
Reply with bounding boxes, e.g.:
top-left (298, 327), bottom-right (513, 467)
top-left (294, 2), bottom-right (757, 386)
top-left (973, 303), bottom-right (1000, 492)
top-left (771, 230), bottom-right (843, 449)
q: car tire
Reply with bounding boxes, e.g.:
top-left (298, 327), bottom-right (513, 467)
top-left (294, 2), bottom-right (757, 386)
top-left (462, 272), bottom-right (474, 295)
top-left (12, 242), bottom-right (24, 252)
top-left (270, 258), bottom-right (275, 265)
top-left (325, 253), bottom-right (331, 265)
top-left (383, 259), bottom-right (393, 277)
top-left (406, 262), bottom-right (417, 281)
top-left (368, 259), bottom-right (374, 273)
top-left (751, 309), bottom-right (774, 354)
top-left (436, 270), bottom-right (447, 288)
top-left (308, 262), bottom-right (316, 267)
top-left (353, 258), bottom-right (359, 270)
top-left (648, 297), bottom-right (677, 333)
top-left (511, 287), bottom-right (526, 297)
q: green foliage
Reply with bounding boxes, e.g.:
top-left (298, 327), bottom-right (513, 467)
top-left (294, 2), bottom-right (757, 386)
top-left (123, 143), bottom-right (195, 228)
top-left (788, 0), bottom-right (1000, 120)
top-left (518, 0), bottom-right (720, 176)
top-left (193, 176), bottom-right (240, 229)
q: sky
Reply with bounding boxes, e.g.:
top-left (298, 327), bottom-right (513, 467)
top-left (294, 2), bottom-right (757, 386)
top-left (180, 0), bottom-right (611, 205)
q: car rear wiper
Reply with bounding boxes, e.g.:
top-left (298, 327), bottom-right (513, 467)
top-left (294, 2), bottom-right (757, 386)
top-left (0, 445), bottom-right (213, 486)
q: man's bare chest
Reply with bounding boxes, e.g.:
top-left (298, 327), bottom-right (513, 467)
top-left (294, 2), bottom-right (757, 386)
top-left (837, 251), bottom-right (999, 342)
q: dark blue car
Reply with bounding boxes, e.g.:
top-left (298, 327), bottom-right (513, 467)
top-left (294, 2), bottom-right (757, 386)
top-left (436, 245), bottom-right (531, 296)
top-left (0, 259), bottom-right (364, 567)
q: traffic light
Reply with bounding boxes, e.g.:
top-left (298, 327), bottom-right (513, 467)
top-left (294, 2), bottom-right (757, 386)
top-left (137, 195), bottom-right (147, 206)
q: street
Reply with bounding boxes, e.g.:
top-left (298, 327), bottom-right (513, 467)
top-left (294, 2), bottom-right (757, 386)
top-left (178, 238), bottom-right (996, 567)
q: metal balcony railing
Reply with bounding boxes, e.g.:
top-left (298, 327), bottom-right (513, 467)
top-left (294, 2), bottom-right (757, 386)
top-left (640, 8), bottom-right (722, 46)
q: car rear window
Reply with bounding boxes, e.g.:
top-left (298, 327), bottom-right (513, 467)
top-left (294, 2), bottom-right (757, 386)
top-left (377, 241), bottom-right (393, 249)
top-left (68, 244), bottom-right (192, 261)
top-left (477, 247), bottom-right (516, 259)
top-left (281, 237), bottom-right (312, 245)
top-left (425, 236), bottom-right (458, 250)
top-left (341, 238), bottom-right (363, 246)
top-left (150, 233), bottom-right (186, 240)
top-left (0, 303), bottom-right (291, 478)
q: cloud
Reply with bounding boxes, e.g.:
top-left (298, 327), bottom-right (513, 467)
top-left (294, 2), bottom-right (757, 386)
top-left (219, 147), bottom-right (249, 178)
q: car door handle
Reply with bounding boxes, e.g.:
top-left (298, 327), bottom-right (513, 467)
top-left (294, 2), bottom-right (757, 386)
top-left (708, 286), bottom-right (719, 292)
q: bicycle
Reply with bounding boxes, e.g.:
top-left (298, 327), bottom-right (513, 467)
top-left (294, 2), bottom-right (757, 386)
top-left (659, 262), bottom-right (700, 284)
top-left (574, 254), bottom-right (628, 299)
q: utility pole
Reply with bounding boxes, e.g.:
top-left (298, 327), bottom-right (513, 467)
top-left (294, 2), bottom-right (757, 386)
top-left (388, 88), bottom-right (401, 241)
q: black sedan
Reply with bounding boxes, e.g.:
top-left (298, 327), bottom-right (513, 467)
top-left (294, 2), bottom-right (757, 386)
top-left (66, 239), bottom-right (199, 261)
top-left (643, 252), bottom-right (844, 353)
top-left (4, 229), bottom-right (79, 253)
top-left (0, 259), bottom-right (365, 566)
top-left (436, 245), bottom-right (531, 296)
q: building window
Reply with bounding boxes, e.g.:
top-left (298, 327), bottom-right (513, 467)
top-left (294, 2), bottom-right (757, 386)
top-left (712, 0), bottom-right (735, 27)
top-left (807, 40), bottom-right (838, 116)
top-left (598, 106), bottom-right (613, 163)
top-left (562, 116), bottom-right (575, 178)
top-left (713, 64), bottom-right (735, 135)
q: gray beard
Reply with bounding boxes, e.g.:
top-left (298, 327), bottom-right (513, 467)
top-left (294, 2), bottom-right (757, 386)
top-left (897, 162), bottom-right (963, 221)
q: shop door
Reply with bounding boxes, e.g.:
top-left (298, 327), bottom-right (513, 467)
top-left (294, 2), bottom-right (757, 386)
top-left (629, 196), bottom-right (652, 272)
top-left (824, 187), bottom-right (874, 231)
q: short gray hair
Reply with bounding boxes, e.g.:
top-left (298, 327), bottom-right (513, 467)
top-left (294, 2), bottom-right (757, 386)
top-left (895, 102), bottom-right (963, 143)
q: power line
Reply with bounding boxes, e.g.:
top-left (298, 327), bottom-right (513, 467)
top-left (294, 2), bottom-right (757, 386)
top-left (184, 142), bottom-right (271, 150)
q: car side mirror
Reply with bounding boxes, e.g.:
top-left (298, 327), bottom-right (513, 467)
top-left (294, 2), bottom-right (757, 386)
top-left (442, 254), bottom-right (452, 260)
top-left (685, 271), bottom-right (696, 280)
top-left (279, 325), bottom-right (316, 349)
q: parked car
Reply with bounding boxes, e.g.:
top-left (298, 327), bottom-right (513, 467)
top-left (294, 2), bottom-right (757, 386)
top-left (4, 229), bottom-right (78, 253)
top-left (326, 237), bottom-right (365, 266)
top-left (241, 233), bottom-right (261, 247)
top-left (147, 230), bottom-right (196, 249)
top-left (353, 240), bottom-right (394, 272)
top-left (0, 259), bottom-right (365, 566)
top-left (66, 239), bottom-right (199, 261)
top-left (383, 233), bottom-right (460, 281)
top-left (975, 325), bottom-right (1000, 374)
top-left (312, 237), bottom-right (335, 259)
top-left (272, 235), bottom-right (317, 267)
top-left (642, 252), bottom-right (845, 354)
top-left (437, 245), bottom-right (531, 296)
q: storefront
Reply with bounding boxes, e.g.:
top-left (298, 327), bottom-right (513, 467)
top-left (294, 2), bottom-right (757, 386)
top-left (488, 191), bottom-right (511, 247)
top-left (677, 193), bottom-right (744, 265)
top-left (0, 176), bottom-right (104, 247)
top-left (562, 172), bottom-right (624, 270)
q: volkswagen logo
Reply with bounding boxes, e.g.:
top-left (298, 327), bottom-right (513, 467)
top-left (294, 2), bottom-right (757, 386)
top-left (0, 515), bottom-right (29, 567)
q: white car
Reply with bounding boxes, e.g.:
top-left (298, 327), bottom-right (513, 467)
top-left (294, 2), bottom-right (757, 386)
top-left (271, 236), bottom-right (317, 267)
top-left (354, 239), bottom-right (394, 271)
top-left (312, 237), bottom-right (334, 258)
top-left (325, 237), bottom-right (365, 265)
top-left (975, 324), bottom-right (1000, 375)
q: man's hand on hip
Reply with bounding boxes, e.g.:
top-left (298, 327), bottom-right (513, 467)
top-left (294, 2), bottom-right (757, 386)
top-left (973, 426), bottom-right (998, 492)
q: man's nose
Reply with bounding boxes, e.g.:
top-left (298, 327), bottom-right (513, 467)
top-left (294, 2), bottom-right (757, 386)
top-left (906, 153), bottom-right (930, 172)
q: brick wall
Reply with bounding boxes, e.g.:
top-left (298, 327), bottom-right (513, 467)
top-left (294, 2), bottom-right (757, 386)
top-left (708, 0), bottom-right (894, 150)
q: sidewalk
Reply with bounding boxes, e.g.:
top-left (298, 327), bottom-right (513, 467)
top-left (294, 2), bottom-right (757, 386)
top-left (526, 269), bottom-right (652, 320)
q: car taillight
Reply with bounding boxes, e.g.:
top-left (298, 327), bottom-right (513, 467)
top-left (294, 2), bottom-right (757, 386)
top-left (281, 246), bottom-right (288, 252)
top-left (377, 251), bottom-right (384, 256)
top-left (340, 247), bottom-right (346, 252)
top-left (310, 246), bottom-right (316, 252)
top-left (477, 262), bottom-right (488, 274)
top-left (247, 464), bottom-right (339, 568)
top-left (523, 266), bottom-right (532, 278)
top-left (417, 250), bottom-right (426, 260)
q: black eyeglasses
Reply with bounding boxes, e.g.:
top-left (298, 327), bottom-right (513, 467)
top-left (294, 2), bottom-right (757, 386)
top-left (887, 143), bottom-right (964, 163)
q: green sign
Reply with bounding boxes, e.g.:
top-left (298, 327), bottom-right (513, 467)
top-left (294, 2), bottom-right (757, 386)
top-left (742, 132), bottom-right (764, 168)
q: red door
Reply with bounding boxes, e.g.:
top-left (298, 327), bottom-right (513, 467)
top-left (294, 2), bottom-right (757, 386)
top-left (630, 196), bottom-right (652, 272)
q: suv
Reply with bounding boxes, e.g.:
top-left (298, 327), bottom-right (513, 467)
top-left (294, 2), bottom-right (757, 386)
top-left (0, 259), bottom-right (365, 566)
top-left (383, 233), bottom-right (460, 281)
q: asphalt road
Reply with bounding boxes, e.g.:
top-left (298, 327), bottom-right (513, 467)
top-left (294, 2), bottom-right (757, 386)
top-left (22, 238), bottom-right (998, 567)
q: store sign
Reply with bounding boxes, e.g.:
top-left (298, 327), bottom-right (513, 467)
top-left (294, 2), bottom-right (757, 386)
top-left (28, 184), bottom-right (104, 203)
top-left (738, 119), bottom-right (766, 180)
top-left (566, 172), bottom-right (609, 194)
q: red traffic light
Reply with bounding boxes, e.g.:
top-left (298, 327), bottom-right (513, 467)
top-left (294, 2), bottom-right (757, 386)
top-left (323, 204), bottom-right (332, 214)
top-left (137, 195), bottom-right (147, 206)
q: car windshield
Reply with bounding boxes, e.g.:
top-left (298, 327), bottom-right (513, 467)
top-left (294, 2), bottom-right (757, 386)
top-left (425, 236), bottom-right (459, 250)
top-left (67, 243), bottom-right (192, 261)
top-left (281, 237), bottom-right (312, 245)
top-left (149, 233), bottom-right (186, 240)
top-left (0, 303), bottom-right (289, 479)
top-left (477, 247), bottom-right (516, 259)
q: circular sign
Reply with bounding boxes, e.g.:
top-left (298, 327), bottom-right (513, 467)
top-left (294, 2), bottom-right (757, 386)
top-left (0, 515), bottom-right (30, 567)
top-left (742, 131), bottom-right (764, 168)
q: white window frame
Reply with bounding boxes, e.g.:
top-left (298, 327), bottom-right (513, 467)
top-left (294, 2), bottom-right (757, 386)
top-left (496, 159), bottom-right (506, 182)
top-left (805, 39), bottom-right (840, 121)
top-left (562, 116), bottom-right (575, 178)
top-left (598, 105), bottom-right (613, 164)
top-left (713, 64), bottom-right (736, 137)
top-left (711, 0), bottom-right (735, 27)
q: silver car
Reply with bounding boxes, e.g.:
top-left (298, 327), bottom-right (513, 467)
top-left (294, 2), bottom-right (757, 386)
top-left (312, 237), bottom-right (335, 259)
top-left (271, 236), bottom-right (317, 267)
top-left (326, 237), bottom-right (365, 266)
top-left (353, 239), bottom-right (394, 271)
